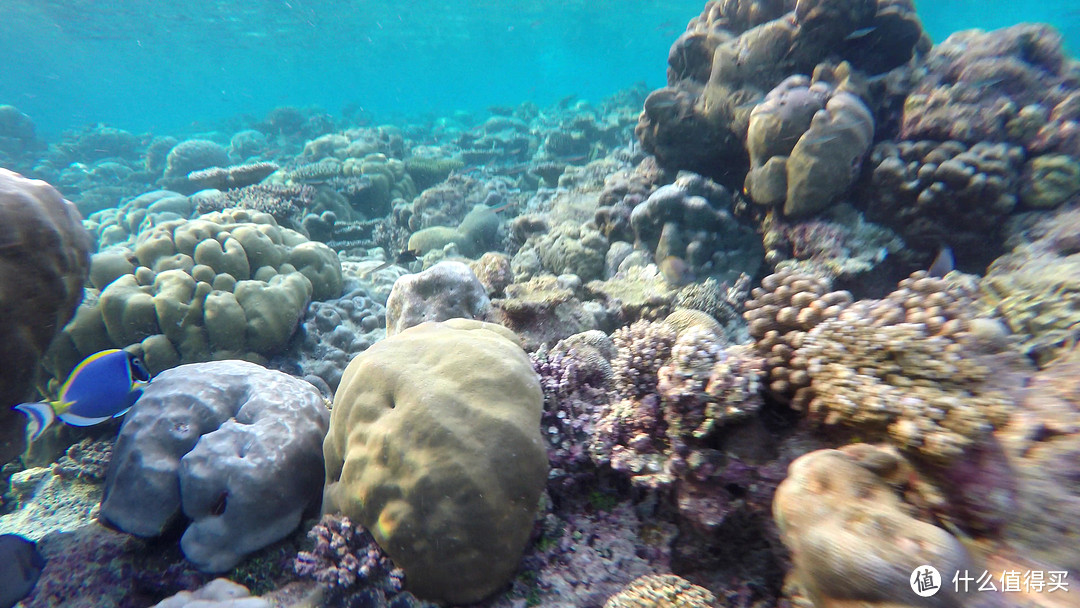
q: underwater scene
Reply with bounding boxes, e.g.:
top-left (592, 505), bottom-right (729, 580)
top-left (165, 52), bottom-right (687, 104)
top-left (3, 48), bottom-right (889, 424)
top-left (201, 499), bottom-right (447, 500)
top-left (2, 0), bottom-right (1080, 607)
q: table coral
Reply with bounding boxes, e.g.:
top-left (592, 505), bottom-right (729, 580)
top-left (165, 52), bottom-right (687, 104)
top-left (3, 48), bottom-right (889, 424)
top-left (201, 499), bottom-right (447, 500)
top-left (322, 319), bottom-right (548, 605)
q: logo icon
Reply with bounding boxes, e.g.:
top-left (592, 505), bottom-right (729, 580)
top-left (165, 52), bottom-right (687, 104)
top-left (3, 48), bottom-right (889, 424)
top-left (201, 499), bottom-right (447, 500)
top-left (911, 565), bottom-right (942, 597)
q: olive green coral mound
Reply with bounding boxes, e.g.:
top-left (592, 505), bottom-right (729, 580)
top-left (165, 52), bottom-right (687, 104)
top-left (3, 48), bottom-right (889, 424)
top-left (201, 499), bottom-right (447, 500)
top-left (322, 319), bottom-right (547, 605)
top-left (42, 209), bottom-right (341, 382)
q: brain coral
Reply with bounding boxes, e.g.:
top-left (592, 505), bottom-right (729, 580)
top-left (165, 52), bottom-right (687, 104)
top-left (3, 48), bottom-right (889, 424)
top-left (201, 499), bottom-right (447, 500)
top-left (101, 360), bottom-right (329, 572)
top-left (0, 169), bottom-right (91, 463)
top-left (322, 319), bottom-right (548, 605)
top-left (774, 444), bottom-right (972, 608)
top-left (41, 209), bottom-right (342, 383)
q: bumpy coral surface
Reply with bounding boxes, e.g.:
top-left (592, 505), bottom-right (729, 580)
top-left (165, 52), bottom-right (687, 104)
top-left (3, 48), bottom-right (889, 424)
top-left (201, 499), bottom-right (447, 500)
top-left (294, 513), bottom-right (404, 591)
top-left (42, 209), bottom-right (342, 383)
top-left (980, 206), bottom-right (1080, 366)
top-left (743, 268), bottom-right (852, 409)
top-left (744, 73), bottom-right (874, 218)
top-left (603, 573), bottom-right (717, 608)
top-left (384, 261), bottom-right (492, 335)
top-left (0, 169), bottom-right (91, 463)
top-left (863, 139), bottom-right (1025, 268)
top-left (101, 360), bottom-right (330, 572)
top-left (323, 319), bottom-right (547, 604)
top-left (774, 445), bottom-right (972, 608)
top-left (800, 271), bottom-right (1019, 463)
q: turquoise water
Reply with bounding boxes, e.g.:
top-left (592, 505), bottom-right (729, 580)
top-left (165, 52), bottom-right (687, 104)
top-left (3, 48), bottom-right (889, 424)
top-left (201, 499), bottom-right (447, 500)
top-left (1, 0), bottom-right (1076, 137)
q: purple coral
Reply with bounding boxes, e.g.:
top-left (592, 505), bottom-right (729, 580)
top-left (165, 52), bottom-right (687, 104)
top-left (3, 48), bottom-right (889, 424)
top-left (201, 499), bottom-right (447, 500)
top-left (294, 514), bottom-right (404, 591)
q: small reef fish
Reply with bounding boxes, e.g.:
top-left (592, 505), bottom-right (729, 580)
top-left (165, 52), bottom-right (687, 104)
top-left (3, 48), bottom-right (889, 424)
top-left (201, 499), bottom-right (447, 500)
top-left (844, 26), bottom-right (878, 41)
top-left (14, 349), bottom-right (151, 441)
top-left (928, 246), bottom-right (955, 278)
top-left (0, 534), bottom-right (45, 608)
top-left (361, 248), bottom-right (420, 277)
top-left (659, 256), bottom-right (696, 286)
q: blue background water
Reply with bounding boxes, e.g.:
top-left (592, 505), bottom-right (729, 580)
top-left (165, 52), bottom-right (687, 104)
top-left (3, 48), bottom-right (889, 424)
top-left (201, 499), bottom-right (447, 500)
top-left (1, 0), bottom-right (1077, 138)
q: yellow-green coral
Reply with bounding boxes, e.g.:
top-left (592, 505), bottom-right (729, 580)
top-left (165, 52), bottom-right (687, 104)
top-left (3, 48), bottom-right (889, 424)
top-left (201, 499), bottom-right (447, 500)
top-left (322, 319), bottom-right (547, 605)
top-left (604, 574), bottom-right (717, 608)
top-left (41, 209), bottom-right (342, 385)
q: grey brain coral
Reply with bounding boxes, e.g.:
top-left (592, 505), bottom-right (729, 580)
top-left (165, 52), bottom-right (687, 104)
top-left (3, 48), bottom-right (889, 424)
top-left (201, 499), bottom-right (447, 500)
top-left (0, 169), bottom-right (91, 463)
top-left (101, 360), bottom-right (330, 573)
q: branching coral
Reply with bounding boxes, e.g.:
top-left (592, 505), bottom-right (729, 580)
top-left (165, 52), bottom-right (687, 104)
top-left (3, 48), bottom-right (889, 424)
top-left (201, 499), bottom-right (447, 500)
top-left (294, 514), bottom-right (404, 591)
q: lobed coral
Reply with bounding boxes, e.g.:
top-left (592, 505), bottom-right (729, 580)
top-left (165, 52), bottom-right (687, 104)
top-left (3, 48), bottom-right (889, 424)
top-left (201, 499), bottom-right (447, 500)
top-left (101, 360), bottom-right (330, 572)
top-left (42, 209), bottom-right (342, 385)
top-left (774, 444), bottom-right (972, 608)
top-left (743, 268), bottom-right (853, 409)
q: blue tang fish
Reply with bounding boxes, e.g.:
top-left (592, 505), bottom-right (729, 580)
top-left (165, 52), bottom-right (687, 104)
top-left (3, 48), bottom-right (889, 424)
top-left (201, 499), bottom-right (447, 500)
top-left (15, 349), bottom-right (151, 441)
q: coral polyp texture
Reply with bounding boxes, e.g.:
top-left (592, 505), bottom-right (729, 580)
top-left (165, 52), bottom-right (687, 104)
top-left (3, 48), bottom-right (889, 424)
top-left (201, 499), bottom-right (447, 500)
top-left (294, 513), bottom-right (404, 591)
top-left (743, 268), bottom-right (852, 409)
top-left (322, 319), bottom-right (547, 605)
top-left (799, 271), bottom-right (1023, 463)
top-left (603, 573), bottom-right (718, 608)
top-left (0, 169), bottom-right (91, 463)
top-left (41, 208), bottom-right (342, 383)
top-left (774, 444), bottom-right (973, 608)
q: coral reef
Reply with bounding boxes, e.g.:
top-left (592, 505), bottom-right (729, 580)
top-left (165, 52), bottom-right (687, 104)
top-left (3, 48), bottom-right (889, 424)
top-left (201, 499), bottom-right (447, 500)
top-left (42, 209), bottom-right (341, 384)
top-left (863, 139), bottom-right (1025, 269)
top-left (743, 268), bottom-right (853, 408)
top-left (0, 169), bottom-right (91, 464)
top-left (774, 444), bottom-right (972, 608)
top-left (384, 261), bottom-right (492, 335)
top-left (980, 206), bottom-right (1080, 366)
top-left (323, 319), bottom-right (547, 604)
top-left (604, 574), bottom-right (717, 608)
top-left (101, 360), bottom-right (330, 572)
top-left (800, 271), bottom-right (1024, 464)
top-left (492, 275), bottom-right (601, 351)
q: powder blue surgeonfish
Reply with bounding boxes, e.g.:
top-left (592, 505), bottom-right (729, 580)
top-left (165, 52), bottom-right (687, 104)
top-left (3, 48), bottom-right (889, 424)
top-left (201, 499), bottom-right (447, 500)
top-left (14, 349), bottom-right (151, 441)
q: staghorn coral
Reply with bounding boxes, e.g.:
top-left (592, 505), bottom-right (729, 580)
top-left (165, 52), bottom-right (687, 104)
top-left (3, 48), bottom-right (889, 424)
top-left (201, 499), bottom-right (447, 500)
top-left (294, 514), bottom-right (404, 591)
top-left (800, 271), bottom-right (1017, 463)
top-left (862, 139), bottom-right (1025, 269)
top-left (743, 268), bottom-right (853, 409)
top-left (603, 574), bottom-right (718, 608)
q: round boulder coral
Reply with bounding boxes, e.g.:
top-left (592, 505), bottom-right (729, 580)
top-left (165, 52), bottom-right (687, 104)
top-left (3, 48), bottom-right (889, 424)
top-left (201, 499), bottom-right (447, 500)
top-left (322, 319), bottom-right (548, 605)
top-left (774, 445), bottom-right (972, 608)
top-left (0, 169), bottom-right (91, 462)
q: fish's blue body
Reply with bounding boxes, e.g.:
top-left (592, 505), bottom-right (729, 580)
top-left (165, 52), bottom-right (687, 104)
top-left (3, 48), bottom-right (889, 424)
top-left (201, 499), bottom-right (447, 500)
top-left (14, 349), bottom-right (151, 441)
